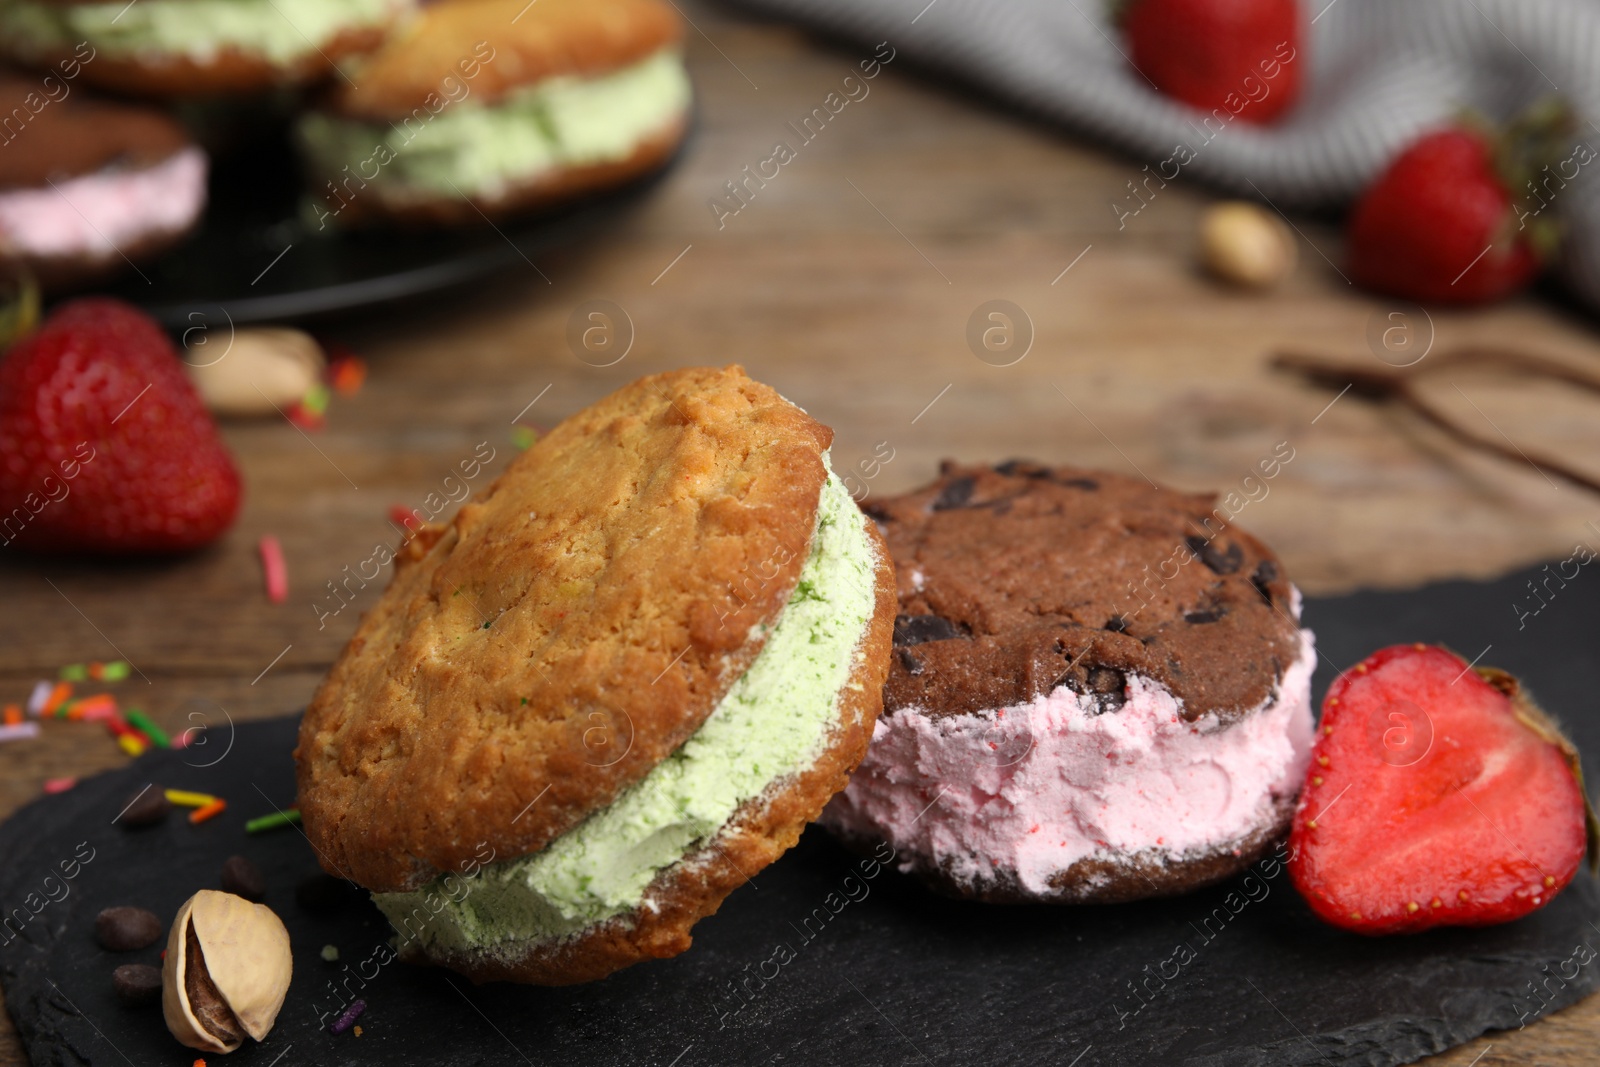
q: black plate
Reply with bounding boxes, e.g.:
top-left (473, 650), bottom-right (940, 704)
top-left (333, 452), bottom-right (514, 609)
top-left (2, 559), bottom-right (1598, 1067)
top-left (98, 110), bottom-right (689, 328)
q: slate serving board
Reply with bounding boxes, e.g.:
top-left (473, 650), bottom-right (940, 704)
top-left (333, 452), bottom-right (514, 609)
top-left (3, 558), bottom-right (1598, 1067)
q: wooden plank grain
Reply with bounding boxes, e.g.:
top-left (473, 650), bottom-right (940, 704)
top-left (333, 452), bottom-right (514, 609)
top-left (2, 2), bottom-right (1597, 1062)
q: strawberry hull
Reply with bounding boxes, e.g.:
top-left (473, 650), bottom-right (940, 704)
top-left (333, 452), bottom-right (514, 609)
top-left (1289, 643), bottom-right (1588, 935)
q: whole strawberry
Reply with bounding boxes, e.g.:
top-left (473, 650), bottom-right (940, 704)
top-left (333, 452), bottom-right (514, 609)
top-left (1290, 644), bottom-right (1594, 935)
top-left (1122, 0), bottom-right (1301, 124)
top-left (1347, 124), bottom-right (1553, 303)
top-left (0, 298), bottom-right (242, 554)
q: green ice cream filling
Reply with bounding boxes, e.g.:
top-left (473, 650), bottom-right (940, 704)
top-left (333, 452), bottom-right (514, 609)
top-left (0, 0), bottom-right (401, 64)
top-left (296, 48), bottom-right (690, 205)
top-left (374, 464), bottom-right (878, 958)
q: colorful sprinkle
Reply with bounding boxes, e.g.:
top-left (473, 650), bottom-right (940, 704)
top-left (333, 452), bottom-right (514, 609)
top-left (59, 663), bottom-right (88, 681)
top-left (42, 777), bottom-right (77, 794)
top-left (0, 722), bottom-right (40, 742)
top-left (389, 504), bottom-right (423, 535)
top-left (301, 383), bottom-right (331, 417)
top-left (321, 944), bottom-right (340, 962)
top-left (259, 535), bottom-right (289, 604)
top-left (3, 705), bottom-right (20, 726)
top-left (329, 998), bottom-right (366, 1034)
top-left (101, 661), bottom-right (131, 682)
top-left (116, 733), bottom-right (147, 757)
top-left (124, 709), bottom-right (171, 748)
top-left (511, 425), bottom-right (539, 451)
top-left (353, 1025), bottom-right (363, 1037)
top-left (165, 789), bottom-right (219, 808)
top-left (246, 809), bottom-right (301, 835)
top-left (189, 799), bottom-right (227, 825)
top-left (44, 682), bottom-right (72, 717)
top-left (26, 680), bottom-right (51, 716)
top-left (71, 694), bottom-right (117, 722)
top-left (328, 353), bottom-right (367, 395)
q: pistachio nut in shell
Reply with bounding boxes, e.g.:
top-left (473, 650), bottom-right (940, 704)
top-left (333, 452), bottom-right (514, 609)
top-left (162, 890), bottom-right (292, 1054)
top-left (185, 327), bottom-right (324, 417)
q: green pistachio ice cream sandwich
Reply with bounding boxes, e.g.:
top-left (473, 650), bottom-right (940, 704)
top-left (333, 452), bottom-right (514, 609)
top-left (295, 0), bottom-right (692, 226)
top-left (294, 366), bottom-right (897, 983)
top-left (0, 0), bottom-right (410, 97)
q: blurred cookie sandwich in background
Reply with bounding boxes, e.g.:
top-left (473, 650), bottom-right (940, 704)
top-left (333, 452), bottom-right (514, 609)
top-left (0, 0), bottom-right (412, 97)
top-left (0, 74), bottom-right (206, 288)
top-left (296, 0), bottom-right (690, 226)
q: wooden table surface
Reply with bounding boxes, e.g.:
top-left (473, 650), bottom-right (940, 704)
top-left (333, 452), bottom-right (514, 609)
top-left (4, 2), bottom-right (1599, 1063)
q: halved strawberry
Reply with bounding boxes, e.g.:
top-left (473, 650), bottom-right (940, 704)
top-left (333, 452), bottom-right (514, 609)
top-left (1289, 644), bottom-right (1594, 934)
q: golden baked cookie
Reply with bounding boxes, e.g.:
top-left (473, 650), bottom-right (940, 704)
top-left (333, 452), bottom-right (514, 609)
top-left (328, 0), bottom-right (682, 119)
top-left (296, 366), bottom-right (896, 984)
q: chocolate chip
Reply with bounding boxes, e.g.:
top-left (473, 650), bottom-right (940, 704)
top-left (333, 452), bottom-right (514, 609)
top-left (893, 613), bottom-right (966, 646)
top-left (296, 874), bottom-right (363, 915)
top-left (1185, 535), bottom-right (1242, 575)
top-left (995, 459), bottom-right (1052, 479)
top-left (112, 963), bottom-right (162, 1007)
top-left (221, 855), bottom-right (265, 902)
top-left (930, 477), bottom-right (976, 510)
top-left (116, 787), bottom-right (170, 829)
top-left (1104, 616), bottom-right (1128, 633)
top-left (1086, 666), bottom-right (1127, 713)
top-left (1184, 608), bottom-right (1224, 624)
top-left (1251, 559), bottom-right (1279, 604)
top-left (1058, 477), bottom-right (1099, 490)
top-left (1054, 665), bottom-right (1127, 715)
top-left (95, 907), bottom-right (161, 952)
top-left (896, 648), bottom-right (925, 676)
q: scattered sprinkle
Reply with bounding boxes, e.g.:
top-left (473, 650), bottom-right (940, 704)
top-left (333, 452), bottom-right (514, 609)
top-left (2, 704), bottom-right (19, 726)
top-left (189, 798), bottom-right (227, 825)
top-left (44, 682), bottom-right (72, 717)
top-left (26, 680), bottom-right (51, 716)
top-left (166, 789), bottom-right (219, 808)
top-left (321, 944), bottom-right (340, 962)
top-left (0, 722), bottom-right (40, 743)
top-left (353, 1025), bottom-right (363, 1038)
top-left (194, 1059), bottom-right (207, 1067)
top-left (246, 809), bottom-right (301, 835)
top-left (124, 709), bottom-right (171, 748)
top-left (42, 777), bottom-right (77, 794)
top-left (71, 694), bottom-right (117, 722)
top-left (59, 663), bottom-right (88, 681)
top-left (511, 425), bottom-right (539, 451)
top-left (389, 504), bottom-right (423, 535)
top-left (327, 352), bottom-right (367, 394)
top-left (116, 733), bottom-right (146, 757)
top-left (259, 535), bottom-right (289, 604)
top-left (301, 383), bottom-right (331, 417)
top-left (330, 998), bottom-right (366, 1034)
top-left (102, 661), bottom-right (131, 681)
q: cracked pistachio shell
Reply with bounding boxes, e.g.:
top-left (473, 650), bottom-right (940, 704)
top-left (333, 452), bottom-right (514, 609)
top-left (161, 889), bottom-right (292, 1054)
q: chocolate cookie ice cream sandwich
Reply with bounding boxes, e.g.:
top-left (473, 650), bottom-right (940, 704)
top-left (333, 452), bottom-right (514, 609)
top-left (0, 76), bottom-right (205, 288)
top-left (822, 460), bottom-right (1315, 904)
top-left (295, 366), bottom-right (896, 983)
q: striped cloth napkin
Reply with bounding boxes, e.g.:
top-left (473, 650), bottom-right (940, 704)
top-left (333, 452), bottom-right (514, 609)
top-left (722, 0), bottom-right (1600, 310)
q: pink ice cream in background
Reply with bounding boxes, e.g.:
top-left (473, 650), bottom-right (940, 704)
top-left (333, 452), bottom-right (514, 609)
top-left (823, 627), bottom-right (1317, 896)
top-left (0, 147), bottom-right (207, 260)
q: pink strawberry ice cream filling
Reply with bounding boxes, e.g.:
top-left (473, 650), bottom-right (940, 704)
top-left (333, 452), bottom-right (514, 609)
top-left (823, 628), bottom-right (1316, 895)
top-left (0, 147), bottom-right (206, 261)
